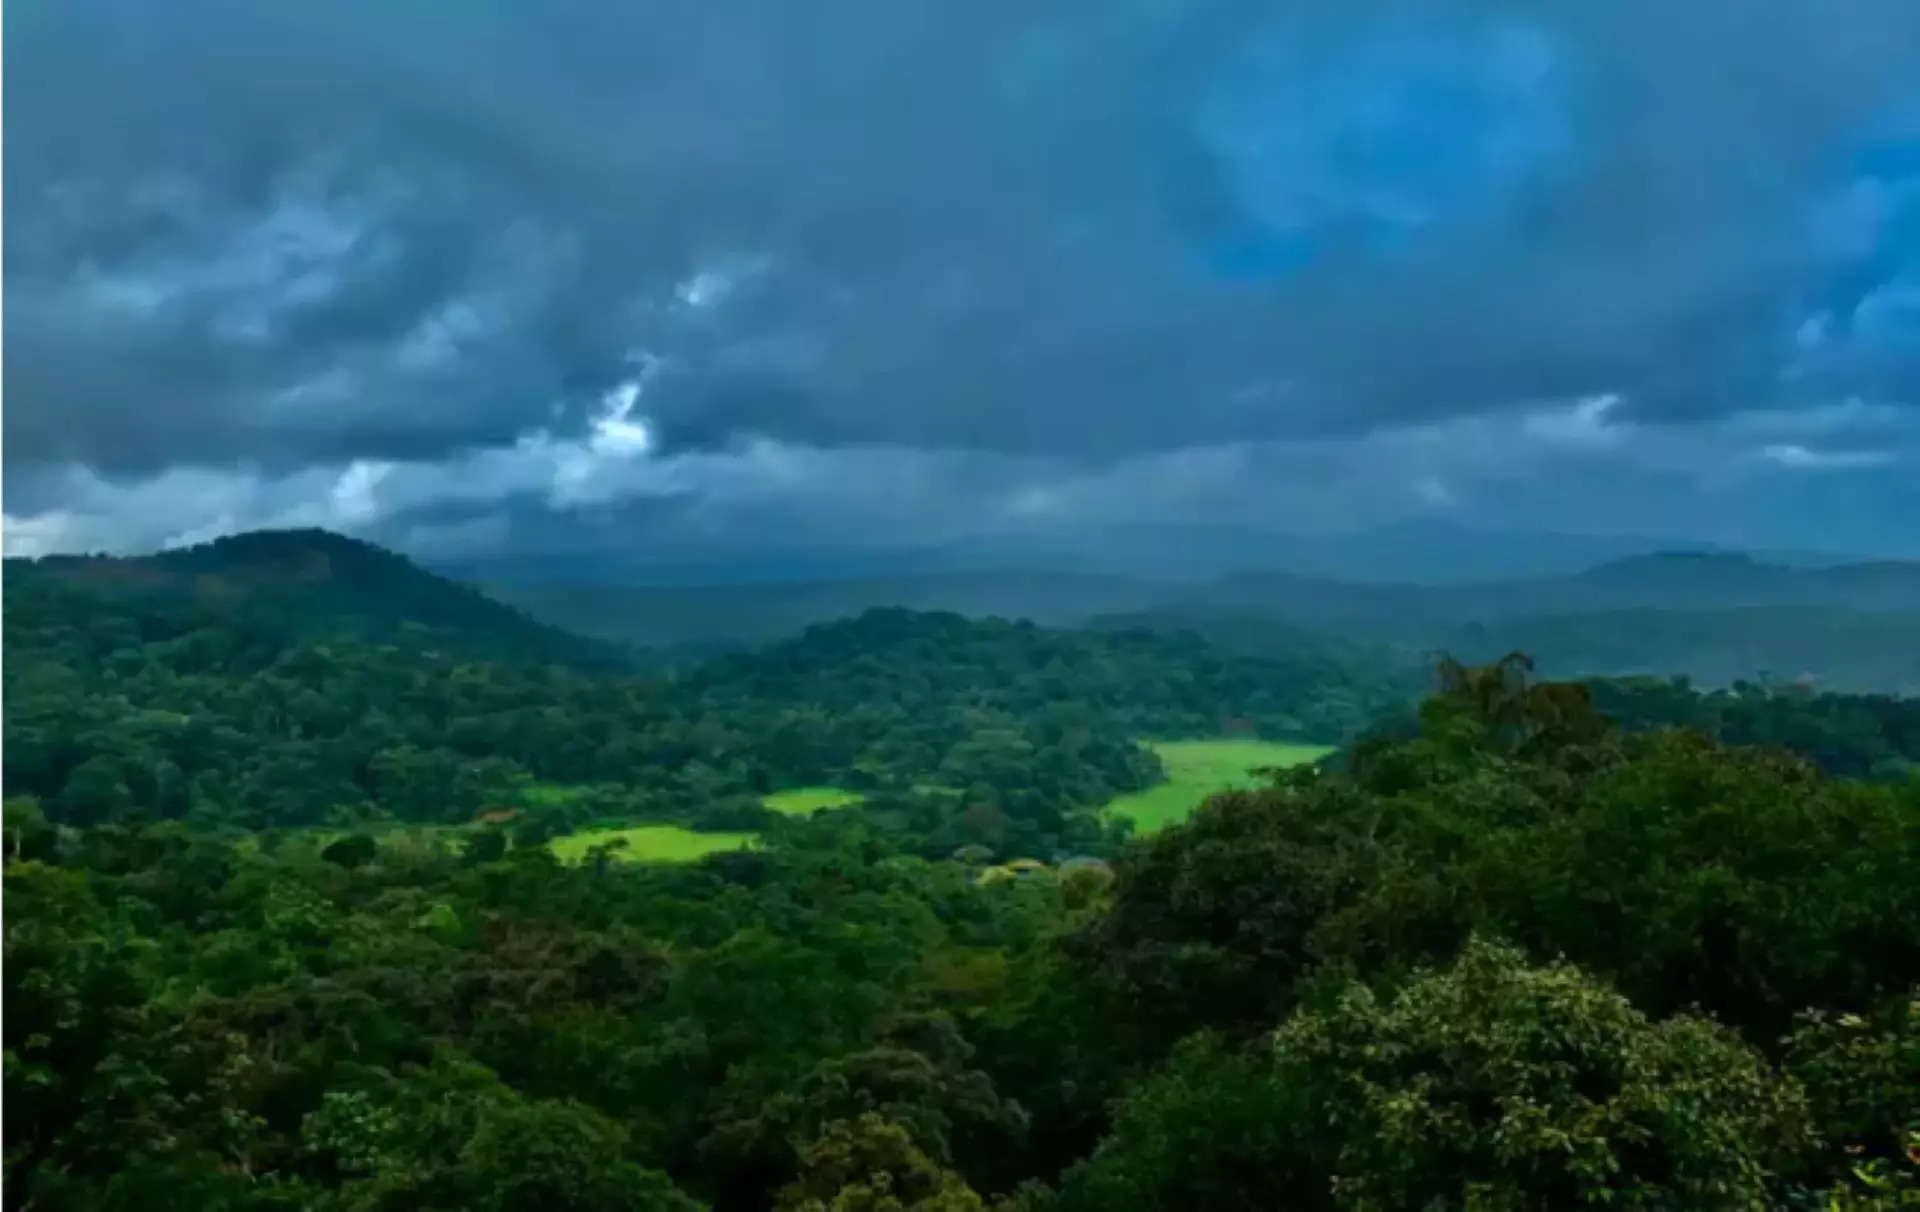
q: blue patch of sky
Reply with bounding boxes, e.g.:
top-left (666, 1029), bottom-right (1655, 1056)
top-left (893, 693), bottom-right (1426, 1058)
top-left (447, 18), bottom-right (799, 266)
top-left (1805, 119), bottom-right (1920, 353)
top-left (1179, 19), bottom-right (1570, 280)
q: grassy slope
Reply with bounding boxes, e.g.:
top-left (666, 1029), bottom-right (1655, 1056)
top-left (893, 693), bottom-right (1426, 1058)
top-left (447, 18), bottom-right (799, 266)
top-left (1106, 738), bottom-right (1334, 834)
top-left (548, 824), bottom-right (760, 864)
top-left (762, 786), bottom-right (865, 816)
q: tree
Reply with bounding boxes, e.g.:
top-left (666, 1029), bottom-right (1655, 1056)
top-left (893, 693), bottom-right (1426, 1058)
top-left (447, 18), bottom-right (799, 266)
top-left (776, 1114), bottom-right (984, 1212)
top-left (1044, 938), bottom-right (1813, 1211)
top-left (58, 754), bottom-right (135, 824)
top-left (464, 829), bottom-right (508, 864)
top-left (458, 1095), bottom-right (701, 1212)
top-left (702, 1017), bottom-right (1027, 1205)
top-left (300, 1059), bottom-right (702, 1212)
top-left (3, 796), bottom-right (60, 862)
top-left (1786, 992), bottom-right (1920, 1204)
top-left (320, 833), bottom-right (377, 869)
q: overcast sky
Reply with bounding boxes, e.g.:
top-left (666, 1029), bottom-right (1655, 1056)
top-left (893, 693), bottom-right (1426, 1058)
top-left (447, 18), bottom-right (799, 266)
top-left (6, 0), bottom-right (1919, 566)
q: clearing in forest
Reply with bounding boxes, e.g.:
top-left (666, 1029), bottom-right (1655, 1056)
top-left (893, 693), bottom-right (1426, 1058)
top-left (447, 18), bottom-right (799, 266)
top-left (1105, 738), bottom-right (1334, 834)
top-left (762, 785), bottom-right (865, 816)
top-left (549, 824), bottom-right (760, 864)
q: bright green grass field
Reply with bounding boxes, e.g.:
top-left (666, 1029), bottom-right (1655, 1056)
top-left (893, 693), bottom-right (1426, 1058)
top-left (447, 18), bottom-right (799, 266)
top-left (548, 824), bottom-right (760, 865)
top-left (1105, 739), bottom-right (1336, 834)
top-left (762, 786), bottom-right (865, 816)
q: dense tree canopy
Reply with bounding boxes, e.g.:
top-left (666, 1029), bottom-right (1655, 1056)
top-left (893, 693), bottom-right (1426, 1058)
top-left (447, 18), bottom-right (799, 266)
top-left (688, 608), bottom-right (1418, 744)
top-left (1040, 939), bottom-right (1815, 1212)
top-left (8, 651), bottom-right (1918, 1209)
top-left (1588, 674), bottom-right (1920, 779)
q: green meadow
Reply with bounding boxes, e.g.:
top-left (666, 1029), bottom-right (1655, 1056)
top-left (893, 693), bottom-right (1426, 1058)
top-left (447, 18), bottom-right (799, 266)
top-left (548, 824), bottom-right (760, 865)
top-left (761, 785), bottom-right (865, 816)
top-left (1105, 738), bottom-right (1335, 834)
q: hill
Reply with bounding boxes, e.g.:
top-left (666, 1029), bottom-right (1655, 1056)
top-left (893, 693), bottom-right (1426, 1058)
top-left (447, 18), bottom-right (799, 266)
top-left (476, 547), bottom-right (1920, 691)
top-left (483, 571), bottom-right (1168, 651)
top-left (1176, 550), bottom-right (1920, 623)
top-left (441, 518), bottom-right (1884, 587)
top-left (1093, 553), bottom-right (1920, 693)
top-left (4, 528), bottom-right (626, 670)
top-left (1100, 601), bottom-right (1920, 694)
top-left (3, 534), bottom-right (1411, 855)
top-left (685, 607), bottom-right (1420, 743)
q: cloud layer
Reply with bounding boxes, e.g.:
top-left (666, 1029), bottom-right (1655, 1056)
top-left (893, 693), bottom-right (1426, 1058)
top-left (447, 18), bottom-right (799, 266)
top-left (6, 0), bottom-right (1918, 563)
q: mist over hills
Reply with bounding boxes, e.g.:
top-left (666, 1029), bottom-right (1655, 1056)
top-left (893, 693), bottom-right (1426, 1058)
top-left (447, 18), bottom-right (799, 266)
top-left (14, 526), bottom-right (1918, 692)
top-left (1169, 550), bottom-right (1920, 624)
top-left (442, 517), bottom-right (1870, 587)
top-left (462, 526), bottom-right (1920, 692)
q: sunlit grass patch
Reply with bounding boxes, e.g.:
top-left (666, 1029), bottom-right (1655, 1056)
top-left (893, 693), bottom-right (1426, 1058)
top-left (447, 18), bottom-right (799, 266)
top-left (762, 785), bottom-right (865, 816)
top-left (549, 824), bottom-right (760, 864)
top-left (1105, 738), bottom-right (1334, 834)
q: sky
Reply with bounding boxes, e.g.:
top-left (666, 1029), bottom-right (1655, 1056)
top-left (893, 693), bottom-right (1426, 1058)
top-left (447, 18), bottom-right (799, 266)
top-left (5, 0), bottom-right (1920, 570)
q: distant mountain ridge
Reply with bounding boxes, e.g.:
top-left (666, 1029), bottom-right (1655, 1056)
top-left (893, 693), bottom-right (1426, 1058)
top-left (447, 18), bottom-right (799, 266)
top-left (446, 518), bottom-right (1828, 587)
top-left (482, 571), bottom-right (1173, 651)
top-left (478, 546), bottom-right (1920, 692)
top-left (1185, 550), bottom-right (1920, 623)
top-left (15, 527), bottom-right (1918, 691)
top-left (476, 547), bottom-right (1920, 652)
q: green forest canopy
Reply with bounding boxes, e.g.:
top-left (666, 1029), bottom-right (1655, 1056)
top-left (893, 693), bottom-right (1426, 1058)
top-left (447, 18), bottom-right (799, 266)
top-left (3, 537), bottom-right (1421, 861)
top-left (5, 533), bottom-right (1920, 1208)
top-left (6, 653), bottom-right (1917, 1209)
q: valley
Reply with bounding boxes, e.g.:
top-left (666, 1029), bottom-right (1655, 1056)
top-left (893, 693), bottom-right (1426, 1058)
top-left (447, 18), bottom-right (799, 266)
top-left (6, 529), bottom-right (1918, 1210)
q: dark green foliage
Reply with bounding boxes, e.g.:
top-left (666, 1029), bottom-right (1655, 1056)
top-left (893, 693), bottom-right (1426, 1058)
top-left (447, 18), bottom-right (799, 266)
top-left (700, 1014), bottom-right (1028, 1203)
top-left (775, 1114), bottom-right (985, 1211)
top-left (6, 528), bottom-right (628, 670)
top-left (1, 818), bottom-right (1046, 1209)
top-left (464, 829), bottom-right (508, 864)
top-left (3, 589), bottom-right (1160, 850)
top-left (1590, 674), bottom-right (1920, 778)
top-left (7, 542), bottom-right (1407, 857)
top-left (1082, 658), bottom-right (1920, 1055)
top-left (4, 796), bottom-right (61, 862)
top-left (1041, 939), bottom-right (1813, 1212)
top-left (293, 1056), bottom-right (702, 1211)
top-left (690, 607), bottom-right (1418, 744)
top-left (320, 833), bottom-right (377, 869)
top-left (1785, 993), bottom-right (1920, 1192)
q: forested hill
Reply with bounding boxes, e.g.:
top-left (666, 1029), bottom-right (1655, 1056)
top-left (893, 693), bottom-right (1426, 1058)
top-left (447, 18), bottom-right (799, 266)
top-left (1095, 599), bottom-right (1920, 693)
top-left (1, 548), bottom-right (1407, 854)
top-left (3, 529), bottom-right (624, 670)
top-left (686, 607), bottom-right (1420, 741)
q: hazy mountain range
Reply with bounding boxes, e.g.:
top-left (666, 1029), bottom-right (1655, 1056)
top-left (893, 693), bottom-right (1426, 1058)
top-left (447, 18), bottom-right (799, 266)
top-left (442, 522), bottom-right (1920, 692)
top-left (441, 518), bottom-right (1876, 588)
top-left (12, 525), bottom-right (1918, 693)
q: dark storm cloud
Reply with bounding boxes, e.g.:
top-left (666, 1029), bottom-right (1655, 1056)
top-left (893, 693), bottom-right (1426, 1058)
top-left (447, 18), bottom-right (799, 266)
top-left (5, 0), bottom-right (1919, 485)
